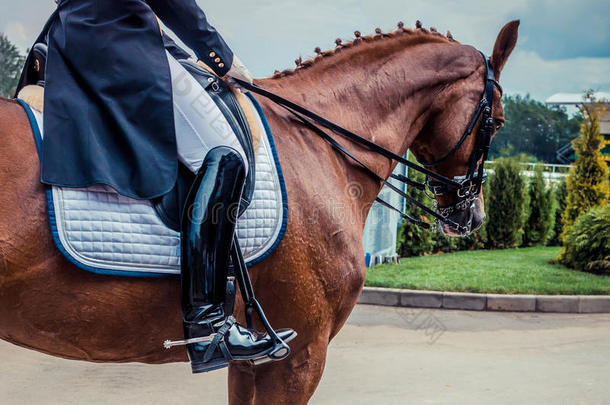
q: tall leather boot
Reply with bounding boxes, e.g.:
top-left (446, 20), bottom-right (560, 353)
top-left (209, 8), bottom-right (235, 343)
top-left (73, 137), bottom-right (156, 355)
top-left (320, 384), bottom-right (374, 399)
top-left (180, 146), bottom-right (296, 374)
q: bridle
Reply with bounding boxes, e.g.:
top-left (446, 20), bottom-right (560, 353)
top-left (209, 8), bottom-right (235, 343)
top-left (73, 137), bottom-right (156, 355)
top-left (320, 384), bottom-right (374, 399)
top-left (234, 50), bottom-right (502, 235)
top-left (422, 51), bottom-right (502, 228)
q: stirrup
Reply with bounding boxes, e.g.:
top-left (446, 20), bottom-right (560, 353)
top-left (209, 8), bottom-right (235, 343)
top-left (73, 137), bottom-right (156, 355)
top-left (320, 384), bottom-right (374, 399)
top-left (231, 236), bottom-right (293, 363)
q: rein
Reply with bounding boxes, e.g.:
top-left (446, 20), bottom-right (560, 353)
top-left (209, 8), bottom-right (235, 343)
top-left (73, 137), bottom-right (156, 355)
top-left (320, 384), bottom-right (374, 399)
top-left (234, 51), bottom-right (500, 234)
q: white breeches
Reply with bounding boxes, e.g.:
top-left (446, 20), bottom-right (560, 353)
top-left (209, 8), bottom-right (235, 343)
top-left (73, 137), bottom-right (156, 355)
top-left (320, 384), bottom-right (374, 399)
top-left (166, 51), bottom-right (247, 173)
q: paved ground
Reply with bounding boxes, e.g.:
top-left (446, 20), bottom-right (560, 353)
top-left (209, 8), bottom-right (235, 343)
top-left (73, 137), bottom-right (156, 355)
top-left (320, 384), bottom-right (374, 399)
top-left (1, 305), bottom-right (609, 404)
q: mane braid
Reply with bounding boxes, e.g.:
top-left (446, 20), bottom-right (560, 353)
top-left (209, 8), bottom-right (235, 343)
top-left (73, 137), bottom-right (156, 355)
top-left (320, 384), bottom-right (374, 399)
top-left (271, 21), bottom-right (458, 79)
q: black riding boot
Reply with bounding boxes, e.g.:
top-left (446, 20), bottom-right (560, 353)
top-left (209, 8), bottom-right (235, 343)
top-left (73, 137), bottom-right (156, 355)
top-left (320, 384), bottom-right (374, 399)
top-left (180, 146), bottom-right (295, 373)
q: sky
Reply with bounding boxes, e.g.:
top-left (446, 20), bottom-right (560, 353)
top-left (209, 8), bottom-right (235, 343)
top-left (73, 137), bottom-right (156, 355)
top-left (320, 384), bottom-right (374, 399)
top-left (1, 0), bottom-right (609, 102)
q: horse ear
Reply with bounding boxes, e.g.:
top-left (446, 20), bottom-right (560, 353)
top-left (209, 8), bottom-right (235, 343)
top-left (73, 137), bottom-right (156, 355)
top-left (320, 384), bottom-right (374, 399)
top-left (490, 20), bottom-right (520, 79)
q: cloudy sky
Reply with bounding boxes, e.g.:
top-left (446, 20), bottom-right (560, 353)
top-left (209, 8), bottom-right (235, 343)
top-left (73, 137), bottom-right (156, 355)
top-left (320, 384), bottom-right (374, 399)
top-left (1, 0), bottom-right (608, 102)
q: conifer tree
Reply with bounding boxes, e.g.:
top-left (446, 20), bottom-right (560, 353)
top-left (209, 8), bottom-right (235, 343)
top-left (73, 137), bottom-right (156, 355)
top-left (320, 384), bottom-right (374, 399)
top-left (523, 166), bottom-right (554, 246)
top-left (549, 180), bottom-right (567, 245)
top-left (486, 158), bottom-right (526, 249)
top-left (0, 33), bottom-right (24, 97)
top-left (560, 94), bottom-right (610, 242)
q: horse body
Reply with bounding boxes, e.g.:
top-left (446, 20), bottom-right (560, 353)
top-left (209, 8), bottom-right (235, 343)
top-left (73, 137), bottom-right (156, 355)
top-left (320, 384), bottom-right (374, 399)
top-left (0, 21), bottom-right (518, 404)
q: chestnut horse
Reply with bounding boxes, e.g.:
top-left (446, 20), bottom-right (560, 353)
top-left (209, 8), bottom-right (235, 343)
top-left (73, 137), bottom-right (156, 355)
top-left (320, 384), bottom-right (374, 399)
top-left (0, 20), bottom-right (518, 404)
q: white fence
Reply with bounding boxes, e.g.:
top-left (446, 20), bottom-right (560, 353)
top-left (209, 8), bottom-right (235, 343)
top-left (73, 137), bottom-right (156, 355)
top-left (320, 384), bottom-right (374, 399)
top-left (484, 161), bottom-right (572, 184)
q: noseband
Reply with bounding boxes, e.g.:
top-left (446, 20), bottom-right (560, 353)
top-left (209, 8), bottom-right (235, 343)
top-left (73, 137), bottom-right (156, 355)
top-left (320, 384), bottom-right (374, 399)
top-left (234, 50), bottom-right (501, 235)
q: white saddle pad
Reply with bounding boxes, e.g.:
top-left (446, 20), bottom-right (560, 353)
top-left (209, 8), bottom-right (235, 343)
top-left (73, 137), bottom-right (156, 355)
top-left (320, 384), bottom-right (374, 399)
top-left (23, 95), bottom-right (287, 277)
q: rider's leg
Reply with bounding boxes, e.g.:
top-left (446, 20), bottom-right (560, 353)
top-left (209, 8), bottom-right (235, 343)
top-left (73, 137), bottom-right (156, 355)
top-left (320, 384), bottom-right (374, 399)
top-left (167, 52), bottom-right (295, 373)
top-left (181, 147), bottom-right (294, 373)
top-left (165, 50), bottom-right (247, 173)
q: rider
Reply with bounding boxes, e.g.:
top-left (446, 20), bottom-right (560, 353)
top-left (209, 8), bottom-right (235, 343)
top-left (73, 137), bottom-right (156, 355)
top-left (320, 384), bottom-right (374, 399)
top-left (36, 0), bottom-right (295, 373)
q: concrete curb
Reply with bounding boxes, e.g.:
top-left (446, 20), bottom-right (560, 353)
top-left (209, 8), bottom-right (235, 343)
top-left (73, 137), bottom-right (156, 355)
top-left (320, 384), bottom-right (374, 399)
top-left (359, 287), bottom-right (610, 313)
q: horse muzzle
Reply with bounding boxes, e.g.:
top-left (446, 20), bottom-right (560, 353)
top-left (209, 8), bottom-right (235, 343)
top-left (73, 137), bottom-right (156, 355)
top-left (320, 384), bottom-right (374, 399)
top-left (437, 197), bottom-right (485, 237)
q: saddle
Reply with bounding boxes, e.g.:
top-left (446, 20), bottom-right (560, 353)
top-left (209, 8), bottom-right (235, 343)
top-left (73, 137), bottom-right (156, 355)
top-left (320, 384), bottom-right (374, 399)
top-left (17, 44), bottom-right (258, 232)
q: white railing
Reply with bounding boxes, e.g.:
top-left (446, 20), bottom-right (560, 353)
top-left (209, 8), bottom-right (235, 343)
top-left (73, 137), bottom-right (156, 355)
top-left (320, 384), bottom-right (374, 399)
top-left (484, 161), bottom-right (572, 183)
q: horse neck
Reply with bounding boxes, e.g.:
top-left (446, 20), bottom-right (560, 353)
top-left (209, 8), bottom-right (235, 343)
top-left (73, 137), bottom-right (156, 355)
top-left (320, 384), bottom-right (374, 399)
top-left (258, 36), bottom-right (475, 217)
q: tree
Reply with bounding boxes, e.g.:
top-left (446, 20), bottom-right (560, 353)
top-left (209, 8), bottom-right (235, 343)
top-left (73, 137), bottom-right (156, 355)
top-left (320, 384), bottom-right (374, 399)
top-left (523, 166), bottom-right (554, 246)
top-left (548, 179), bottom-right (567, 246)
top-left (486, 158), bottom-right (527, 249)
top-left (560, 94), bottom-right (610, 242)
top-left (0, 33), bottom-right (25, 98)
top-left (490, 95), bottom-right (581, 163)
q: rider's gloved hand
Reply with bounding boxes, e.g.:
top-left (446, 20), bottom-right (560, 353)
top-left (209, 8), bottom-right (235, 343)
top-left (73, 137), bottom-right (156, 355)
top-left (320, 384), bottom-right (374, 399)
top-left (226, 55), bottom-right (253, 85)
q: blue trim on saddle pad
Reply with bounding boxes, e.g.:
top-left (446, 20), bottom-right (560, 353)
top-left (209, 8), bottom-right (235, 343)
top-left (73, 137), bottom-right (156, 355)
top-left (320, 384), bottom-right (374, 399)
top-left (15, 96), bottom-right (288, 278)
top-left (244, 92), bottom-right (289, 267)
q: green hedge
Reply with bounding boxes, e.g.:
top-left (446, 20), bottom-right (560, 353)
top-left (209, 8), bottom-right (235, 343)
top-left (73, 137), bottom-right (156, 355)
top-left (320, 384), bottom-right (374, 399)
top-left (559, 205), bottom-right (610, 274)
top-left (486, 158), bottom-right (527, 249)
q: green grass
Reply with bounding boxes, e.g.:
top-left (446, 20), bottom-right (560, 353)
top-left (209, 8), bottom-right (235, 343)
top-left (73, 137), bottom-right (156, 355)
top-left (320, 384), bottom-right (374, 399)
top-left (366, 247), bottom-right (610, 295)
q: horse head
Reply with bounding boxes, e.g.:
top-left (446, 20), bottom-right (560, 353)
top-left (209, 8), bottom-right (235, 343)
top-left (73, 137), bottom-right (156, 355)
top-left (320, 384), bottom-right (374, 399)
top-left (409, 20), bottom-right (519, 236)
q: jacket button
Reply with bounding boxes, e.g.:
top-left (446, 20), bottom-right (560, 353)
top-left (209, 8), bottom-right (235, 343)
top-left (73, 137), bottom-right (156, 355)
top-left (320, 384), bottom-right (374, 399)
top-left (209, 52), bottom-right (216, 58)
top-left (218, 63), bottom-right (225, 68)
top-left (214, 57), bottom-right (221, 63)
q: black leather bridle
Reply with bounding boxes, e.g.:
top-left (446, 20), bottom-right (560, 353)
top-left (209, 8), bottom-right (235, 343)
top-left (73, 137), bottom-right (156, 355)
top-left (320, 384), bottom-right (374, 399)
top-left (234, 50), bottom-right (502, 235)
top-left (423, 51), bottom-right (502, 225)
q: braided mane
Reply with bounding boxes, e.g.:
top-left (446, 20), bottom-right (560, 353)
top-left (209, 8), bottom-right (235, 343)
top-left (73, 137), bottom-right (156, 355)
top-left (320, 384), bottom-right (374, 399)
top-left (272, 20), bottom-right (459, 79)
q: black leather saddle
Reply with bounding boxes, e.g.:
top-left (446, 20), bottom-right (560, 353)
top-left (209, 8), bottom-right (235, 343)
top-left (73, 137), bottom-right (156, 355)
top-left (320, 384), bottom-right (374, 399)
top-left (17, 44), bottom-right (256, 232)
